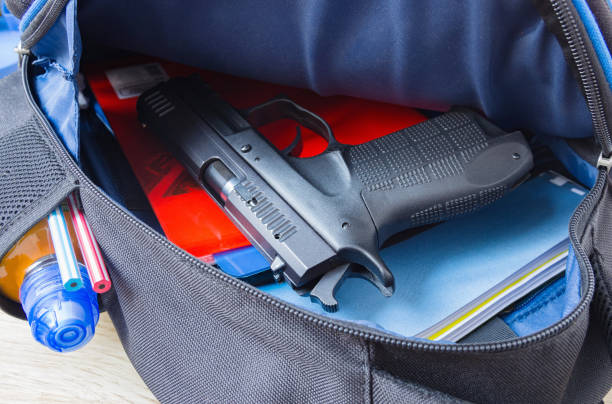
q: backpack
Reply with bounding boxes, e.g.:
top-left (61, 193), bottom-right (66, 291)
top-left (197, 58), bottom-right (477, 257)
top-left (1, 1), bottom-right (611, 402)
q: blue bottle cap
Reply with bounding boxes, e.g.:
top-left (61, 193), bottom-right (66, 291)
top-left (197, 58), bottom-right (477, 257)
top-left (20, 258), bottom-right (99, 352)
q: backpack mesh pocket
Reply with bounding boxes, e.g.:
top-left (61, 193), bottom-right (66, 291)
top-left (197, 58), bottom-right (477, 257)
top-left (0, 117), bottom-right (67, 233)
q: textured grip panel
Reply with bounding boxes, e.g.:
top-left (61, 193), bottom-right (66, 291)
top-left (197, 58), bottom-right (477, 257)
top-left (345, 111), bottom-right (510, 227)
top-left (409, 186), bottom-right (506, 227)
top-left (346, 111), bottom-right (488, 192)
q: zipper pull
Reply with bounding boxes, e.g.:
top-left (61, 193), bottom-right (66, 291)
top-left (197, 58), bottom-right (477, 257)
top-left (14, 41), bottom-right (31, 68)
top-left (597, 152), bottom-right (612, 173)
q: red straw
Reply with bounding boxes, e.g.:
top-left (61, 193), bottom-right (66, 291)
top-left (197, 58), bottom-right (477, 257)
top-left (66, 192), bottom-right (112, 293)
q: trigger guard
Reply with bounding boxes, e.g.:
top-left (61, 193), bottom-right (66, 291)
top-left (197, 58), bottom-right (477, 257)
top-left (308, 263), bottom-right (393, 312)
top-left (243, 97), bottom-right (341, 151)
top-left (347, 265), bottom-right (393, 297)
top-left (280, 126), bottom-right (302, 156)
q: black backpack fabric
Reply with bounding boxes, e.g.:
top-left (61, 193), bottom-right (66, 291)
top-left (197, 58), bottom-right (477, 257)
top-left (1, 0), bottom-right (612, 402)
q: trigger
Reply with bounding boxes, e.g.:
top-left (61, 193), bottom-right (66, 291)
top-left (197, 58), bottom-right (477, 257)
top-left (281, 126), bottom-right (302, 156)
top-left (309, 263), bottom-right (351, 312)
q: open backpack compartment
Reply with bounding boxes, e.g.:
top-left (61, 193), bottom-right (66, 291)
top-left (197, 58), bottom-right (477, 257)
top-left (1, 0), bottom-right (612, 402)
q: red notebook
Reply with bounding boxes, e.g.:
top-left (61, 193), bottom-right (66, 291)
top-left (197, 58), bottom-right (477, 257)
top-left (85, 57), bottom-right (426, 258)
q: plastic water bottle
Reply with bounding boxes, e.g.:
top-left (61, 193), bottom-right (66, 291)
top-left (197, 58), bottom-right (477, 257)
top-left (0, 218), bottom-right (99, 352)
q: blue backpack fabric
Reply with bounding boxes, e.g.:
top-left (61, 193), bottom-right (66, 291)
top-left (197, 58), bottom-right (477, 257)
top-left (77, 0), bottom-right (592, 142)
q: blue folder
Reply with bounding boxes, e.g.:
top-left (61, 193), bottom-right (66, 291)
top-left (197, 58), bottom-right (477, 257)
top-left (260, 172), bottom-right (586, 337)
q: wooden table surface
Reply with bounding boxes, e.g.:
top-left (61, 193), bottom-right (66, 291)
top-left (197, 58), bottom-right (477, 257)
top-left (0, 311), bottom-right (157, 403)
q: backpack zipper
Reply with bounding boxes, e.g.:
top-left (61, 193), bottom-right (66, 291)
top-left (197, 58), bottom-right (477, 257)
top-left (21, 55), bottom-right (602, 353)
top-left (550, 0), bottom-right (612, 155)
top-left (550, 0), bottom-right (612, 352)
top-left (22, 0), bottom-right (611, 351)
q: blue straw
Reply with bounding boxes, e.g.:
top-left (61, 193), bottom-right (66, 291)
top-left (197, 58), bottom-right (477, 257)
top-left (48, 206), bottom-right (83, 291)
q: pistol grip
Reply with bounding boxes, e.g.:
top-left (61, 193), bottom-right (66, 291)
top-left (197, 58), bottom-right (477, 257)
top-left (345, 110), bottom-right (533, 244)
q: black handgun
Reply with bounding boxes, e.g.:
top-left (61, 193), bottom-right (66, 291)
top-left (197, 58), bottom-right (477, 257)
top-left (137, 76), bottom-right (533, 311)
